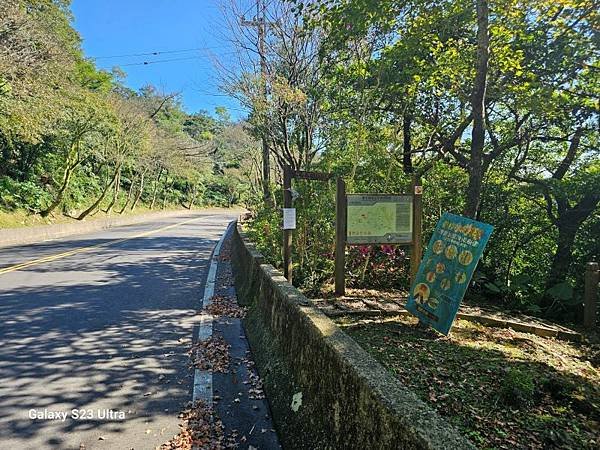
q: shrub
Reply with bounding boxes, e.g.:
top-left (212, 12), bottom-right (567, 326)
top-left (0, 176), bottom-right (51, 212)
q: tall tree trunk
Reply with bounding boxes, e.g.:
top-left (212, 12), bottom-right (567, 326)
top-left (546, 222), bottom-right (578, 289)
top-left (40, 144), bottom-right (80, 218)
top-left (544, 193), bottom-right (600, 296)
top-left (402, 111), bottom-right (414, 174)
top-left (187, 184), bottom-right (198, 209)
top-left (150, 168), bottom-right (164, 210)
top-left (131, 169), bottom-right (147, 211)
top-left (465, 0), bottom-right (489, 218)
top-left (161, 178), bottom-right (174, 210)
top-left (262, 139), bottom-right (271, 204)
top-left (103, 167), bottom-right (121, 214)
top-left (77, 164), bottom-right (121, 220)
top-left (541, 218), bottom-right (580, 313)
top-left (118, 174), bottom-right (136, 214)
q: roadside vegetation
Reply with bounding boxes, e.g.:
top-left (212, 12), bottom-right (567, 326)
top-left (0, 0), bottom-right (255, 227)
top-left (230, 0), bottom-right (599, 324)
top-left (229, 1), bottom-right (599, 446)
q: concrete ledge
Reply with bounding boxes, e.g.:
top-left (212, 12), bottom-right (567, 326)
top-left (231, 224), bottom-right (474, 450)
top-left (317, 303), bottom-right (582, 343)
top-left (0, 209), bottom-right (202, 248)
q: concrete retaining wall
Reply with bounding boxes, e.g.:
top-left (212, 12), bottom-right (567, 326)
top-left (231, 224), bottom-right (474, 450)
top-left (0, 210), bottom-right (198, 248)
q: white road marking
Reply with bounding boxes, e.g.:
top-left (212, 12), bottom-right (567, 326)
top-left (193, 370), bottom-right (213, 406)
top-left (197, 313), bottom-right (214, 341)
top-left (192, 221), bottom-right (233, 404)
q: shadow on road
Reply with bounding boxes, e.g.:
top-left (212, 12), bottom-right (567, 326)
top-left (0, 230), bottom-right (223, 448)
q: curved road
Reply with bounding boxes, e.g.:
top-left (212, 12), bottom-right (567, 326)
top-left (0, 211), bottom-right (238, 449)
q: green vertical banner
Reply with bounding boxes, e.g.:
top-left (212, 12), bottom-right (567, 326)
top-left (406, 213), bottom-right (493, 335)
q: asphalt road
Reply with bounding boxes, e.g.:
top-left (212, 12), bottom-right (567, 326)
top-left (0, 211), bottom-right (239, 449)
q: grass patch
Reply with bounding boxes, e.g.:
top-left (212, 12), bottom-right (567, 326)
top-left (339, 315), bottom-right (599, 449)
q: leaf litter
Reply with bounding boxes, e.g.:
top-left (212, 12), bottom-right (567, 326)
top-left (340, 314), bottom-right (599, 449)
top-left (206, 295), bottom-right (246, 319)
top-left (167, 234), bottom-right (269, 448)
top-left (158, 401), bottom-right (237, 450)
top-left (189, 336), bottom-right (230, 373)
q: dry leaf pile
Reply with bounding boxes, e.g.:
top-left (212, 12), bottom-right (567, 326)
top-left (189, 336), bottom-right (230, 373)
top-left (206, 295), bottom-right (246, 319)
top-left (159, 401), bottom-right (237, 450)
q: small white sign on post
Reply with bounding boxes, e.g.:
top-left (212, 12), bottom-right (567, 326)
top-left (282, 208), bottom-right (296, 230)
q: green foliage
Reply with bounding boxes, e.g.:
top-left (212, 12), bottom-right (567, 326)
top-left (239, 0), bottom-right (599, 324)
top-left (0, 1), bottom-right (254, 221)
top-left (500, 368), bottom-right (535, 407)
top-left (545, 282), bottom-right (575, 303)
top-left (0, 176), bottom-right (51, 212)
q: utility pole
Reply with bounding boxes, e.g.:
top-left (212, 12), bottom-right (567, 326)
top-left (241, 0), bottom-right (271, 204)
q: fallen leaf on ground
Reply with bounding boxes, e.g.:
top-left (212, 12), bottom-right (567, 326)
top-left (189, 335), bottom-right (230, 373)
top-left (159, 401), bottom-right (237, 450)
top-left (206, 295), bottom-right (246, 319)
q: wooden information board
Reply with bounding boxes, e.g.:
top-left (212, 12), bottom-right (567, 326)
top-left (346, 194), bottom-right (413, 244)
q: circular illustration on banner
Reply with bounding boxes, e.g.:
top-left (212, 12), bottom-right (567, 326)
top-left (433, 240), bottom-right (445, 255)
top-left (426, 271), bottom-right (436, 283)
top-left (455, 271), bottom-right (467, 284)
top-left (413, 283), bottom-right (430, 304)
top-left (444, 244), bottom-right (458, 260)
top-left (426, 297), bottom-right (439, 309)
top-left (440, 278), bottom-right (452, 290)
top-left (458, 250), bottom-right (474, 266)
top-left (435, 262), bottom-right (446, 274)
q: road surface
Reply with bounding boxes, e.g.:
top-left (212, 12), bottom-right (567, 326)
top-left (0, 211), bottom-right (239, 449)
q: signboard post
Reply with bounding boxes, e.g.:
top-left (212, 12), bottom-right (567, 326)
top-left (282, 165), bottom-right (334, 284)
top-left (335, 177), bottom-right (347, 295)
top-left (405, 212), bottom-right (493, 335)
top-left (410, 176), bottom-right (423, 285)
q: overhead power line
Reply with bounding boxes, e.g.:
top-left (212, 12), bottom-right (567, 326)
top-left (91, 46), bottom-right (227, 60)
top-left (116, 51), bottom-right (239, 67)
top-left (118, 56), bottom-right (208, 67)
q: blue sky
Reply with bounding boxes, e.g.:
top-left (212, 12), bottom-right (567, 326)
top-left (71, 0), bottom-right (248, 119)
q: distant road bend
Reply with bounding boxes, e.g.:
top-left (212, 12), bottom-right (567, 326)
top-left (0, 211), bottom-right (239, 449)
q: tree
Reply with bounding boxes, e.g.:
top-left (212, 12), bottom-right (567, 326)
top-left (77, 95), bottom-right (150, 220)
top-left (0, 0), bottom-right (80, 172)
top-left (40, 91), bottom-right (113, 217)
top-left (220, 0), bottom-right (326, 179)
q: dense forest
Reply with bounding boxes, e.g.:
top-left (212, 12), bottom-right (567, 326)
top-left (227, 0), bottom-right (599, 322)
top-left (0, 0), bottom-right (256, 226)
